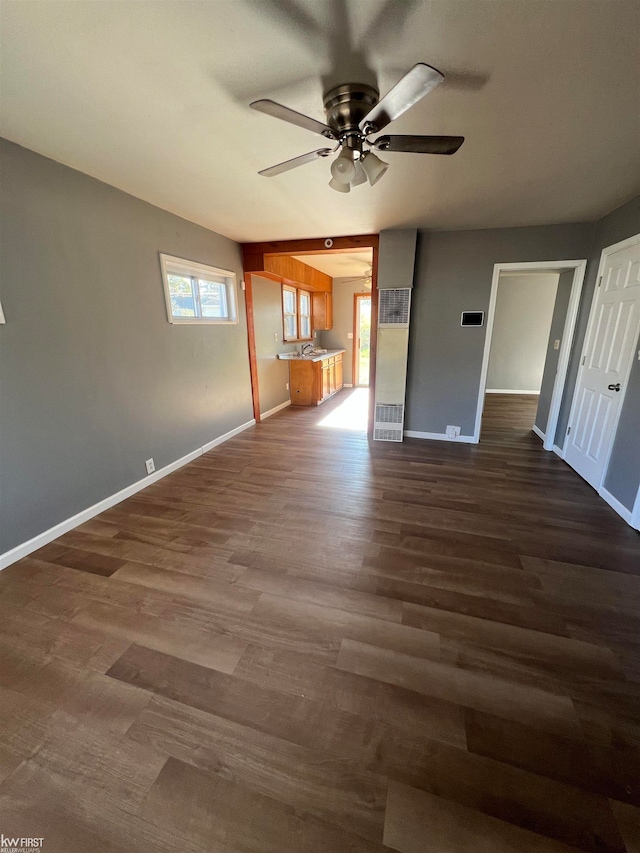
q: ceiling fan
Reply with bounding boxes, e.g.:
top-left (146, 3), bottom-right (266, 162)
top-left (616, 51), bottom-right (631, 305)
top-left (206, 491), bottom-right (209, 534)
top-left (342, 263), bottom-right (373, 288)
top-left (250, 63), bottom-right (464, 192)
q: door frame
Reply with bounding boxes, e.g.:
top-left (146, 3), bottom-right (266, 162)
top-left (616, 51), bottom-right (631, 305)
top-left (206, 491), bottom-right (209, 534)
top-left (561, 233), bottom-right (640, 513)
top-left (473, 259), bottom-right (587, 449)
top-left (352, 292), bottom-right (372, 387)
top-left (241, 235), bottom-right (379, 436)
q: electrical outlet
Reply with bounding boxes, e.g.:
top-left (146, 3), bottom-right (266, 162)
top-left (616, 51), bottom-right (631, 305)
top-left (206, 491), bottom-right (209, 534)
top-left (446, 425), bottom-right (461, 439)
top-left (145, 458), bottom-right (155, 475)
top-left (285, 382), bottom-right (289, 390)
top-left (553, 339), bottom-right (560, 350)
top-left (274, 333), bottom-right (278, 342)
top-left (347, 332), bottom-right (354, 339)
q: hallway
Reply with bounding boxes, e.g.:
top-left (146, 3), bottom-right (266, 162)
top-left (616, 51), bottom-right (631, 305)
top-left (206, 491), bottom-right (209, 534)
top-left (1, 388), bottom-right (639, 852)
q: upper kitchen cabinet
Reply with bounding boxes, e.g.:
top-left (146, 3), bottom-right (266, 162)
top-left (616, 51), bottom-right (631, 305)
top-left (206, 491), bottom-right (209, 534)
top-left (312, 291), bottom-right (333, 331)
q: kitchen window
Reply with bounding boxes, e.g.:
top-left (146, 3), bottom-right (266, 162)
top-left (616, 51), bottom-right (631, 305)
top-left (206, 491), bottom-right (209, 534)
top-left (160, 253), bottom-right (238, 324)
top-left (282, 285), bottom-right (298, 340)
top-left (282, 285), bottom-right (312, 342)
top-left (299, 291), bottom-right (311, 339)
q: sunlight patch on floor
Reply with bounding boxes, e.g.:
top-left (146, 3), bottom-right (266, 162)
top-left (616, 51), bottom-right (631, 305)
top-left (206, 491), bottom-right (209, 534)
top-left (318, 389), bottom-right (369, 432)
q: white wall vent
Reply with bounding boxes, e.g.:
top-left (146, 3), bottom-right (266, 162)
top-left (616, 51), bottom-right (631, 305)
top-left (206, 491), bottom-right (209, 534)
top-left (374, 403), bottom-right (404, 442)
top-left (378, 289), bottom-right (411, 328)
top-left (375, 403), bottom-right (404, 423)
top-left (373, 230), bottom-right (417, 444)
top-left (374, 427), bottom-right (403, 442)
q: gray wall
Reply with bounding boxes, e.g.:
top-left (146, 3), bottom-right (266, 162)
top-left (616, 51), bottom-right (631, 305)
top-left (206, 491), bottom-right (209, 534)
top-left (0, 139), bottom-right (254, 554)
top-left (252, 275), bottom-right (294, 415)
top-left (378, 230), bottom-right (417, 290)
top-left (406, 223), bottom-right (594, 436)
top-left (318, 277), bottom-right (369, 385)
top-left (535, 270), bottom-right (574, 434)
top-left (486, 273), bottom-right (559, 392)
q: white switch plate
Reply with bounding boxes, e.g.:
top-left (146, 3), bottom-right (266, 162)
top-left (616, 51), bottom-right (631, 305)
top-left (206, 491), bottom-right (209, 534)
top-left (274, 333), bottom-right (278, 342)
top-left (446, 425), bottom-right (461, 439)
top-left (347, 332), bottom-right (353, 339)
top-left (286, 382), bottom-right (289, 390)
top-left (145, 458), bottom-right (156, 474)
top-left (553, 339), bottom-right (560, 350)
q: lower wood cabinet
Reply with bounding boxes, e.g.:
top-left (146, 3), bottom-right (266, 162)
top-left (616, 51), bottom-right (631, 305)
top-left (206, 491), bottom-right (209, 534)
top-left (289, 352), bottom-right (344, 406)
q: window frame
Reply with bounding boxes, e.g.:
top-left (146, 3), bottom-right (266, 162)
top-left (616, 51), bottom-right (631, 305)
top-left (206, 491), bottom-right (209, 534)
top-left (282, 284), bottom-right (313, 342)
top-left (298, 289), bottom-right (312, 340)
top-left (282, 284), bottom-right (298, 341)
top-left (159, 253), bottom-right (238, 325)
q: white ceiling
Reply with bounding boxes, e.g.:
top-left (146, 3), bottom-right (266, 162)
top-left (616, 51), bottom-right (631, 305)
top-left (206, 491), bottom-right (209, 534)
top-left (1, 1), bottom-right (638, 242)
top-left (293, 250), bottom-right (372, 277)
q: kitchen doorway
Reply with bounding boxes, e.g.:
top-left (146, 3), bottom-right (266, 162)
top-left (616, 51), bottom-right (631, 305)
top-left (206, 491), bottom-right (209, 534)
top-left (353, 293), bottom-right (372, 387)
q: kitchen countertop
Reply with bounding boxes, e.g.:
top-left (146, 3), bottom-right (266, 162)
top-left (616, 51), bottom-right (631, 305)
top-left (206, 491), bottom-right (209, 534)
top-left (277, 349), bottom-right (346, 363)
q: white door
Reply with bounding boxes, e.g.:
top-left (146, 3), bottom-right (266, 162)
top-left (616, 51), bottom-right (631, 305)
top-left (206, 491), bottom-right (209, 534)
top-left (564, 235), bottom-right (640, 489)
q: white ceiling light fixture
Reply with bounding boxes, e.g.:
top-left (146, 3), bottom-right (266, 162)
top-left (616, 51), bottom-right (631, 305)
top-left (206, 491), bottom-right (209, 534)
top-left (328, 176), bottom-right (350, 193)
top-left (360, 152), bottom-right (389, 187)
top-left (330, 147), bottom-right (356, 185)
top-left (251, 63), bottom-right (464, 193)
top-left (351, 159), bottom-right (367, 188)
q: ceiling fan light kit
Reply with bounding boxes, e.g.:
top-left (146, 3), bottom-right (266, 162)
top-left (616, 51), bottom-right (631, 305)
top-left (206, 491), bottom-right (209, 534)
top-left (251, 63), bottom-right (464, 192)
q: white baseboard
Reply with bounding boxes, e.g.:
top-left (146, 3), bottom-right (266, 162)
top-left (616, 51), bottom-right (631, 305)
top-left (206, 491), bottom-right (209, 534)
top-left (259, 400), bottom-right (291, 421)
top-left (599, 487), bottom-right (634, 525)
top-left (202, 418), bottom-right (256, 451)
top-left (532, 424), bottom-right (545, 442)
top-left (404, 430), bottom-right (477, 444)
top-left (0, 418), bottom-right (256, 572)
top-left (486, 389), bottom-right (540, 395)
top-left (552, 444), bottom-right (565, 459)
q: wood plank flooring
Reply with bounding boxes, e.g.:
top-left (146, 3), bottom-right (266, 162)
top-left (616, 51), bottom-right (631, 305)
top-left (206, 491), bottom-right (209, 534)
top-left (1, 391), bottom-right (639, 852)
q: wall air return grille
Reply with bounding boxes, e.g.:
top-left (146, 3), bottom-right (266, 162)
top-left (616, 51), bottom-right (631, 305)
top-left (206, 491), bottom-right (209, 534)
top-left (375, 403), bottom-right (404, 424)
top-left (378, 288), bottom-right (411, 328)
top-left (374, 427), bottom-right (403, 442)
top-left (374, 403), bottom-right (404, 442)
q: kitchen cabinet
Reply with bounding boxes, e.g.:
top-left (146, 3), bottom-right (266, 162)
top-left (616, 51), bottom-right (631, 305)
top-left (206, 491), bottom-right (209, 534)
top-left (312, 292), bottom-right (333, 331)
top-left (287, 350), bottom-right (344, 406)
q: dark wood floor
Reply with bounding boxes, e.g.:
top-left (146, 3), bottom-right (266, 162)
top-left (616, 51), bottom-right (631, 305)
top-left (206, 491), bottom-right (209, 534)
top-left (1, 391), bottom-right (639, 852)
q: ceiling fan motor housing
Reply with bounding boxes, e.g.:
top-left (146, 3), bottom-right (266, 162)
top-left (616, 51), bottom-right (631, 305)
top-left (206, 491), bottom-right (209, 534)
top-left (323, 84), bottom-right (379, 151)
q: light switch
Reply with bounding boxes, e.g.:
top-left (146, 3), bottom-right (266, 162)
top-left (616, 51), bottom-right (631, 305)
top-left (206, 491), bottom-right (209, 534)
top-left (274, 333), bottom-right (278, 342)
top-left (553, 339), bottom-right (560, 350)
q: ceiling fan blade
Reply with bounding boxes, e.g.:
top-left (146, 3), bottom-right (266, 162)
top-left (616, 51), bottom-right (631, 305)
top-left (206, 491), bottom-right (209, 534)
top-left (251, 99), bottom-right (336, 139)
top-left (372, 135), bottom-right (464, 154)
top-left (258, 148), bottom-right (332, 177)
top-left (360, 63), bottom-right (444, 133)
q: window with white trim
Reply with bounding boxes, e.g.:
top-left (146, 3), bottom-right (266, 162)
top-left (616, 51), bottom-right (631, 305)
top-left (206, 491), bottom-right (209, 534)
top-left (160, 254), bottom-right (238, 324)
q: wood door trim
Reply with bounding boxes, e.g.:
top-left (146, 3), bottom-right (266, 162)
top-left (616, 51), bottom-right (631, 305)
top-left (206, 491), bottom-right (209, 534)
top-left (368, 245), bottom-right (379, 438)
top-left (243, 273), bottom-right (261, 423)
top-left (242, 234), bottom-right (379, 436)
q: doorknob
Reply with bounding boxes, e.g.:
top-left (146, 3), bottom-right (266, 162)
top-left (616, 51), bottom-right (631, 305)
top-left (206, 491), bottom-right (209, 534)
top-left (608, 383), bottom-right (621, 391)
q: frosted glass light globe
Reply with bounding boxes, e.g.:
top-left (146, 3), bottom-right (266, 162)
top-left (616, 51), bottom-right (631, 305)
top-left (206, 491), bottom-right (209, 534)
top-left (330, 150), bottom-right (356, 184)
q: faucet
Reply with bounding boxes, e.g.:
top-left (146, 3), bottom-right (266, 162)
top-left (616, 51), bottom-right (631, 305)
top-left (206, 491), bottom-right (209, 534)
top-left (301, 343), bottom-right (314, 355)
